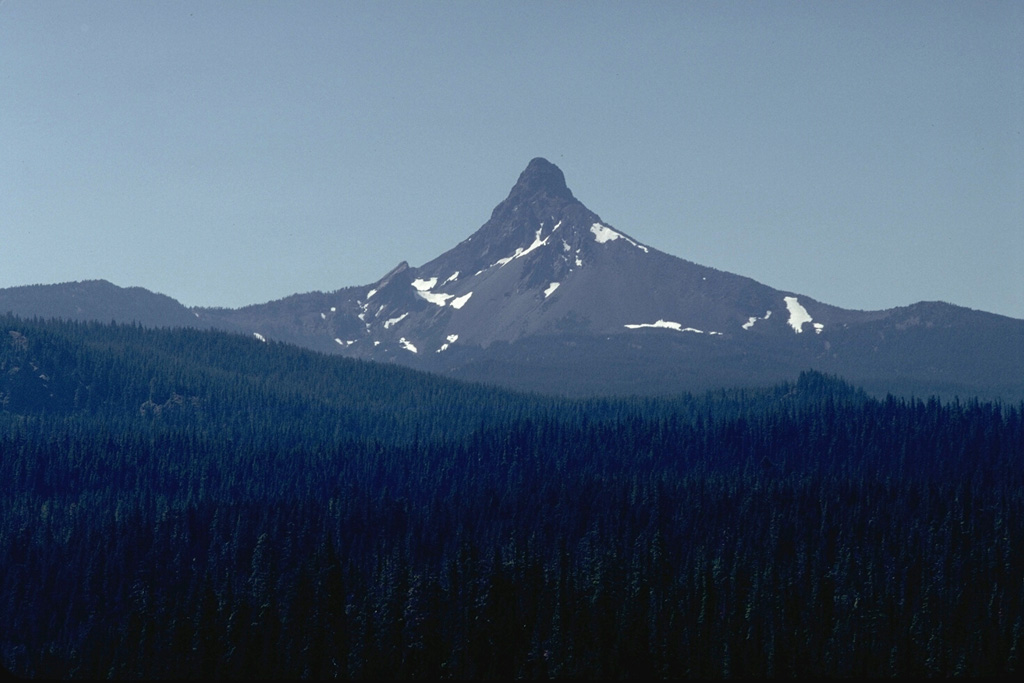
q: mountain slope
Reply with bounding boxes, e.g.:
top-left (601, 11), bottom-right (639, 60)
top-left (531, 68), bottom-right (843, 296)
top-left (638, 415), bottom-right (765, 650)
top-left (2, 158), bottom-right (1022, 399)
top-left (198, 158), bottom-right (881, 360)
top-left (194, 157), bottom-right (1021, 399)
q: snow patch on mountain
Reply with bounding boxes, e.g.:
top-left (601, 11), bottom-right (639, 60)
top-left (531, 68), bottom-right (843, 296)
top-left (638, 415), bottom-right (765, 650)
top-left (784, 297), bottom-right (821, 333)
top-left (450, 292), bottom-right (473, 309)
top-left (624, 320), bottom-right (705, 333)
top-left (437, 334), bottom-right (459, 353)
top-left (590, 223), bottom-right (649, 253)
top-left (399, 338), bottom-right (417, 353)
top-left (411, 277), bottom-right (437, 292)
top-left (742, 310), bottom-right (772, 330)
top-left (384, 312), bottom-right (408, 329)
top-left (544, 282), bottom-right (560, 298)
top-left (253, 332), bottom-right (267, 343)
top-left (417, 290), bottom-right (454, 307)
top-left (493, 228), bottom-right (550, 268)
top-left (411, 277), bottom-right (471, 308)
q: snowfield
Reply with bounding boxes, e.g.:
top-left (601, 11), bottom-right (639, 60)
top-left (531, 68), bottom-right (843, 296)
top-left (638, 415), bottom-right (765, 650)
top-left (784, 297), bottom-right (822, 334)
top-left (742, 310), bottom-right (772, 330)
top-left (625, 320), bottom-right (705, 333)
top-left (411, 277), bottom-right (437, 291)
top-left (590, 223), bottom-right (649, 252)
top-left (450, 292), bottom-right (473, 309)
top-left (493, 228), bottom-right (550, 268)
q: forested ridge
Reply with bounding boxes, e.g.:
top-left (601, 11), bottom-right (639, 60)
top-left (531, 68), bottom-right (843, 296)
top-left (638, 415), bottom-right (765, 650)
top-left (2, 314), bottom-right (1022, 678)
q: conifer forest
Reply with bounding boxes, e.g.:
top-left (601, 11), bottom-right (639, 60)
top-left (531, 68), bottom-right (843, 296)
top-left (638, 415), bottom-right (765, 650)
top-left (2, 314), bottom-right (1022, 678)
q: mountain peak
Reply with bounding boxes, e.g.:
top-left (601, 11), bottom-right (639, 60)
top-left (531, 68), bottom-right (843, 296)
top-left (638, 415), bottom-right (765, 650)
top-left (508, 157), bottom-right (575, 203)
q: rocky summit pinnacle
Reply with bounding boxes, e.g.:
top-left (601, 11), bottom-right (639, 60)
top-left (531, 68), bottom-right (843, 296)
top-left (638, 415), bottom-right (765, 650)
top-left (508, 157), bottom-right (575, 203)
top-left (483, 157), bottom-right (583, 230)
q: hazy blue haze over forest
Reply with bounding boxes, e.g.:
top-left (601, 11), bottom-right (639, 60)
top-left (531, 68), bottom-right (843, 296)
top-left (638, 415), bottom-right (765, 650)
top-left (2, 1), bottom-right (1021, 319)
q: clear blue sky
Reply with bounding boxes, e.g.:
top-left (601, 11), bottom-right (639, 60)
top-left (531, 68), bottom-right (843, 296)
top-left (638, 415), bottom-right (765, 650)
top-left (3, 1), bottom-right (1022, 319)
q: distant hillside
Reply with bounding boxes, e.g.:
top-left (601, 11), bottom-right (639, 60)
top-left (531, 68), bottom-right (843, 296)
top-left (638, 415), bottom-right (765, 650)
top-left (0, 280), bottom-right (214, 329)
top-left (0, 313), bottom-right (546, 445)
